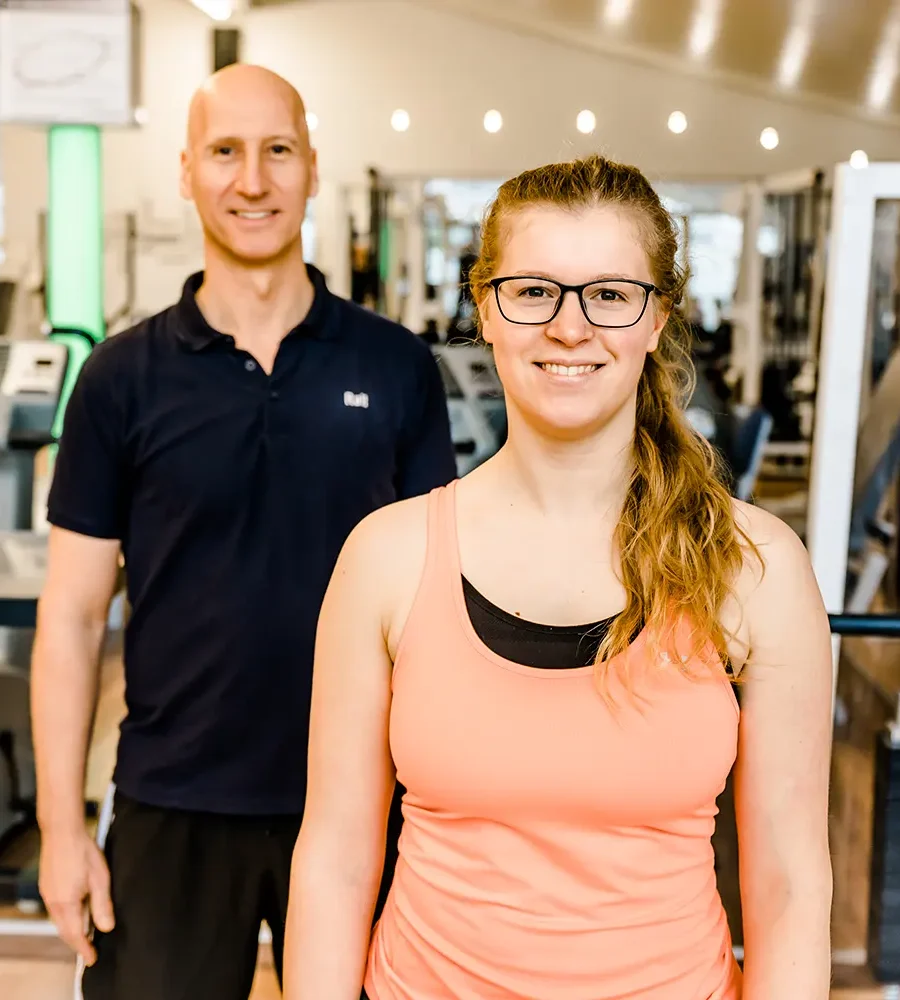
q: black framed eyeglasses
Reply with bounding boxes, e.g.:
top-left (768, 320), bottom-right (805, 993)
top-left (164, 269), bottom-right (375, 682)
top-left (489, 276), bottom-right (659, 329)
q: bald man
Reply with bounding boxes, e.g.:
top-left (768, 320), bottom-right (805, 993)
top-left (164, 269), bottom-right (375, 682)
top-left (32, 64), bottom-right (456, 1000)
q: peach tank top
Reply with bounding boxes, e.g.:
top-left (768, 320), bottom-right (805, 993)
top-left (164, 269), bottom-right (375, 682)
top-left (365, 482), bottom-right (743, 1000)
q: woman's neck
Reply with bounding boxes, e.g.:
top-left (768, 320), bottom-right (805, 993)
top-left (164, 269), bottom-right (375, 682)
top-left (491, 400), bottom-right (637, 523)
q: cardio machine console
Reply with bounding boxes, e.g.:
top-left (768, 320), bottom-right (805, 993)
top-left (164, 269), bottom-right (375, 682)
top-left (0, 340), bottom-right (69, 449)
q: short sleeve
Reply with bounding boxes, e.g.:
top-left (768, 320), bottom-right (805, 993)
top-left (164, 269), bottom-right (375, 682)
top-left (394, 341), bottom-right (458, 500)
top-left (46, 348), bottom-right (129, 540)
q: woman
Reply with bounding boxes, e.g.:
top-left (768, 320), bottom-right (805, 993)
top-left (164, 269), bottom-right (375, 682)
top-left (284, 155), bottom-right (834, 999)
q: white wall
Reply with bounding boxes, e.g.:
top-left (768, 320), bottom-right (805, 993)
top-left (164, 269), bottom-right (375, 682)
top-left (1, 0), bottom-right (899, 317)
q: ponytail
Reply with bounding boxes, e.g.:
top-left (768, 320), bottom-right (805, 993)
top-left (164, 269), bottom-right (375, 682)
top-left (595, 316), bottom-right (750, 693)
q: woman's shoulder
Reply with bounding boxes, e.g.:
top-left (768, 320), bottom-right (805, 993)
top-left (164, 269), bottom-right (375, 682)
top-left (719, 500), bottom-right (825, 675)
top-left (334, 489), bottom-right (443, 615)
top-left (730, 497), bottom-right (824, 618)
top-left (343, 490), bottom-right (436, 564)
top-left (732, 498), bottom-right (809, 571)
top-left (336, 490), bottom-right (445, 654)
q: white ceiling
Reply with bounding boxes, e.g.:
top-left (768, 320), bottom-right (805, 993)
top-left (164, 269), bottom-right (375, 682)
top-left (246, 0), bottom-right (900, 125)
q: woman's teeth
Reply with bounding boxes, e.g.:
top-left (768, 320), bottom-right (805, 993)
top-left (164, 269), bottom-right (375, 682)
top-left (538, 363), bottom-right (600, 377)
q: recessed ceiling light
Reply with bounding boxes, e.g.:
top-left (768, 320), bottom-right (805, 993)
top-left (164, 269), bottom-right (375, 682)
top-left (133, 106), bottom-right (149, 126)
top-left (850, 149), bottom-right (870, 169)
top-left (391, 109), bottom-right (410, 133)
top-left (867, 6), bottom-right (900, 108)
top-left (668, 111), bottom-right (688, 134)
top-left (603, 0), bottom-right (633, 26)
top-left (191, 0), bottom-right (232, 21)
top-left (688, 0), bottom-right (723, 59)
top-left (576, 110), bottom-right (596, 134)
top-left (760, 126), bottom-right (779, 150)
top-left (306, 111), bottom-right (319, 132)
top-left (484, 109), bottom-right (503, 133)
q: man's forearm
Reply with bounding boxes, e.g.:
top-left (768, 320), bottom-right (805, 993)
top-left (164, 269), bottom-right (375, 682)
top-left (31, 606), bottom-right (106, 835)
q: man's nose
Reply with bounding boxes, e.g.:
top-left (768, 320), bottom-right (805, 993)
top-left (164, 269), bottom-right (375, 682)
top-left (235, 151), bottom-right (266, 197)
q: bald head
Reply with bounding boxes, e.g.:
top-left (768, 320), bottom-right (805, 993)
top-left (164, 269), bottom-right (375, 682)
top-left (186, 64), bottom-right (309, 151)
top-left (179, 63), bottom-right (319, 266)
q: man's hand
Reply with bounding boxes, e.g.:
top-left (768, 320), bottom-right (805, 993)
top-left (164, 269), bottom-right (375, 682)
top-left (39, 829), bottom-right (115, 966)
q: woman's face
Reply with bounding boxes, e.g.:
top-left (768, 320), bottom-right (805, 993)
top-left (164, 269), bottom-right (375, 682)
top-left (479, 204), bottom-right (668, 440)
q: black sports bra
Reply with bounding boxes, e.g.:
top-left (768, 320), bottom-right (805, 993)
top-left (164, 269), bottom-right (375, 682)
top-left (462, 576), bottom-right (615, 669)
top-left (463, 578), bottom-right (736, 685)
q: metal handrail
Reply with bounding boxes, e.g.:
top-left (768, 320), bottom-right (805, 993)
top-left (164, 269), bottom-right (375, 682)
top-left (829, 613), bottom-right (900, 637)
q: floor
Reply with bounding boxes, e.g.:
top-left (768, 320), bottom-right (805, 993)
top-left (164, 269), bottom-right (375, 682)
top-left (0, 957), bottom-right (282, 999)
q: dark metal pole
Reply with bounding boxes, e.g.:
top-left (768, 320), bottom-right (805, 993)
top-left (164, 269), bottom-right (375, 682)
top-left (828, 612), bottom-right (900, 981)
top-left (828, 614), bottom-right (900, 637)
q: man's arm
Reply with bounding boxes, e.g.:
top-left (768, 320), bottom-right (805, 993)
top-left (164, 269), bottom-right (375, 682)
top-left (33, 342), bottom-right (130, 964)
top-left (32, 528), bottom-right (121, 964)
top-left (734, 506), bottom-right (834, 999)
top-left (395, 343), bottom-right (457, 499)
top-left (33, 528), bottom-right (120, 834)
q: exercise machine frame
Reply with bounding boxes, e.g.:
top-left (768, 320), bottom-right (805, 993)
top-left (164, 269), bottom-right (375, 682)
top-left (806, 162), bottom-right (900, 702)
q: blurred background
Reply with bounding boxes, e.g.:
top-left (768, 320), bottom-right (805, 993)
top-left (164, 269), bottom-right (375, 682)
top-left (1, 0), bottom-right (900, 996)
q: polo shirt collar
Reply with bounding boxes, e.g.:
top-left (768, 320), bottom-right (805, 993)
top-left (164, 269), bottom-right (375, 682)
top-left (174, 262), bottom-right (338, 351)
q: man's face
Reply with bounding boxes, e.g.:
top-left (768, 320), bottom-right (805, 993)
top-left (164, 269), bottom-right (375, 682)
top-left (180, 82), bottom-right (318, 265)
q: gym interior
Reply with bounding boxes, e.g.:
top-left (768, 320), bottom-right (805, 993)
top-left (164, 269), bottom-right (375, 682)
top-left (1, 0), bottom-right (900, 997)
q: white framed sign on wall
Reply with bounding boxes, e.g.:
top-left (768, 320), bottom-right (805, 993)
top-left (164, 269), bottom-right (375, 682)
top-left (0, 0), bottom-right (140, 126)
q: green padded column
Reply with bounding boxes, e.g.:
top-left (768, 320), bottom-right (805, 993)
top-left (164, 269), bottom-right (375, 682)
top-left (46, 124), bottom-right (104, 438)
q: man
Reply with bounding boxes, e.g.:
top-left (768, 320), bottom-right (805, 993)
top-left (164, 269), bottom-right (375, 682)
top-left (31, 64), bottom-right (456, 1000)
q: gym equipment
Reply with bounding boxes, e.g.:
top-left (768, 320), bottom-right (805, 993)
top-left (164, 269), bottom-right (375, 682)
top-left (728, 405), bottom-right (774, 502)
top-left (0, 338), bottom-right (70, 892)
top-left (806, 164), bottom-right (900, 672)
top-left (828, 611), bottom-right (900, 984)
top-left (433, 343), bottom-right (506, 476)
top-left (0, 280), bottom-right (14, 338)
top-left (728, 172), bottom-right (831, 496)
top-left (757, 172), bottom-right (829, 447)
top-left (846, 344), bottom-right (900, 612)
top-left (349, 167), bottom-right (392, 313)
top-left (829, 613), bottom-right (900, 637)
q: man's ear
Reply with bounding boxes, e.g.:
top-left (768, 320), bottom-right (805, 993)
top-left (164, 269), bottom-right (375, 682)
top-left (303, 147), bottom-right (319, 201)
top-left (179, 149), bottom-right (192, 201)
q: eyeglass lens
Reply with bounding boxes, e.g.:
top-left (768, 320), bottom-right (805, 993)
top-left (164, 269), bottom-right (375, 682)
top-left (496, 278), bottom-right (648, 327)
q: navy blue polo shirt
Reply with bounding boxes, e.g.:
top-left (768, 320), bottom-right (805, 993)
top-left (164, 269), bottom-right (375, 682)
top-left (47, 265), bottom-right (457, 815)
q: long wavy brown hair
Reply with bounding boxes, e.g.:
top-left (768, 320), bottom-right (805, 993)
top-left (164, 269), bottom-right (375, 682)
top-left (469, 154), bottom-right (759, 688)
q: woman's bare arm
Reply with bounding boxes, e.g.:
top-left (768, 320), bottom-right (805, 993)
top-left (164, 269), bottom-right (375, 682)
top-left (734, 505), bottom-right (834, 999)
top-left (283, 499), bottom-right (424, 1000)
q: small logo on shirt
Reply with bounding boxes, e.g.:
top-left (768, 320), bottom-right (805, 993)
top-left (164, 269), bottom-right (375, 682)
top-left (344, 391), bottom-right (369, 409)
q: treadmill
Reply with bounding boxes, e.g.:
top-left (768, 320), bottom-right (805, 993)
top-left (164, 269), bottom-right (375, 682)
top-left (0, 337), bottom-right (72, 905)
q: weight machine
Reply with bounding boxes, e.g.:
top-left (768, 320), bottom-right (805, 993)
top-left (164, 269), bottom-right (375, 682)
top-left (729, 170), bottom-right (831, 492)
top-left (712, 161), bottom-right (900, 977)
top-left (800, 162), bottom-right (900, 982)
top-left (433, 343), bottom-right (506, 476)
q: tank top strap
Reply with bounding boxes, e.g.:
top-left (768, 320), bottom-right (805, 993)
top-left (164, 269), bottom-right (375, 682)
top-left (394, 483), bottom-right (462, 673)
top-left (424, 480), bottom-right (461, 585)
